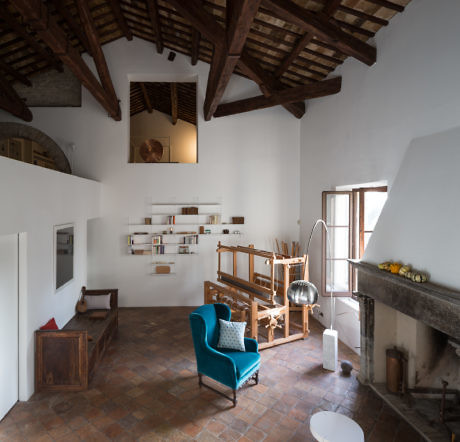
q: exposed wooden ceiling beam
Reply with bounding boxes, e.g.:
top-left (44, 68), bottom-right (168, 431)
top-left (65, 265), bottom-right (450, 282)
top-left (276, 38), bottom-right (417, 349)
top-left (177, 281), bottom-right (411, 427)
top-left (1, 7), bottom-right (63, 73)
top-left (169, 0), bottom-right (305, 119)
top-left (0, 73), bottom-right (32, 121)
top-left (214, 77), bottom-right (341, 118)
top-left (203, 0), bottom-right (262, 120)
top-left (170, 82), bottom-right (177, 125)
top-left (262, 0), bottom-right (376, 66)
top-left (323, 0), bottom-right (342, 16)
top-left (77, 0), bottom-right (120, 118)
top-left (107, 0), bottom-right (133, 40)
top-left (146, 0), bottom-right (164, 53)
top-left (364, 0), bottom-right (404, 12)
top-left (50, 0), bottom-right (92, 55)
top-left (237, 53), bottom-right (305, 118)
top-left (191, 29), bottom-right (200, 65)
top-left (0, 59), bottom-right (31, 86)
top-left (13, 0), bottom-right (121, 121)
top-left (275, 32), bottom-right (313, 79)
top-left (139, 82), bottom-right (152, 113)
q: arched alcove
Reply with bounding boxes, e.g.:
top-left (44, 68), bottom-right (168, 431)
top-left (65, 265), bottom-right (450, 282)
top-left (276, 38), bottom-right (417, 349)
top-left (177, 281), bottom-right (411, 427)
top-left (0, 123), bottom-right (71, 174)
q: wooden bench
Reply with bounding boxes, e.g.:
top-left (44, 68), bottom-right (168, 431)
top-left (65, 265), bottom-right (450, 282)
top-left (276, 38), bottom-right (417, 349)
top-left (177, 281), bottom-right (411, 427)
top-left (35, 289), bottom-right (118, 392)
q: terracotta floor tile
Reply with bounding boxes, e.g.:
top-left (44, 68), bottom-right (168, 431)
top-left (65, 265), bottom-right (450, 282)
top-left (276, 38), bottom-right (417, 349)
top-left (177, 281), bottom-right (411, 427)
top-left (0, 307), bottom-right (422, 442)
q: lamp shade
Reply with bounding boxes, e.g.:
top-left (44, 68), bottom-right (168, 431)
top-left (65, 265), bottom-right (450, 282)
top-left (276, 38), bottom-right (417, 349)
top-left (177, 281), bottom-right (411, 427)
top-left (287, 280), bottom-right (319, 305)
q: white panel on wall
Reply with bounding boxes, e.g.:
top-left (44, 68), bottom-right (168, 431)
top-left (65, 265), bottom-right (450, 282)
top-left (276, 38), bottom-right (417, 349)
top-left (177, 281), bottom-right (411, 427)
top-left (0, 156), bottom-right (101, 400)
top-left (0, 234), bottom-right (18, 420)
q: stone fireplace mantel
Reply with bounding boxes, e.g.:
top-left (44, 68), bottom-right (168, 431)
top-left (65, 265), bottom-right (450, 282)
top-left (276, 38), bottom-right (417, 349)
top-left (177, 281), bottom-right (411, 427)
top-left (351, 260), bottom-right (460, 339)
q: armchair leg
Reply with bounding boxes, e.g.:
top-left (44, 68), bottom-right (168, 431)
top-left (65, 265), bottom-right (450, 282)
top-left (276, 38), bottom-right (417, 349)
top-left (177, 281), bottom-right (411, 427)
top-left (232, 390), bottom-right (237, 407)
top-left (255, 370), bottom-right (259, 385)
top-left (198, 373), bottom-right (203, 387)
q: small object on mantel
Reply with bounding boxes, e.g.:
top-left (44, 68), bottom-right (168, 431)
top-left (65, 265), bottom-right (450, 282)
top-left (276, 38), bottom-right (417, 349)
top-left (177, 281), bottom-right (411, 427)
top-left (223, 229), bottom-right (229, 234)
top-left (340, 360), bottom-right (353, 376)
top-left (411, 272), bottom-right (428, 283)
top-left (168, 51), bottom-right (176, 61)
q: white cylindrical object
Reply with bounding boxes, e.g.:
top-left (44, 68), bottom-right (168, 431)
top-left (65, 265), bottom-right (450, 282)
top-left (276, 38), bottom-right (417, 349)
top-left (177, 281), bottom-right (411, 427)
top-left (323, 328), bottom-right (338, 371)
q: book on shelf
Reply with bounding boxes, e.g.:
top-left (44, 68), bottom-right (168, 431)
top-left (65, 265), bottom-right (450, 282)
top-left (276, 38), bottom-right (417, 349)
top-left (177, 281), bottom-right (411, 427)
top-left (152, 235), bottom-right (162, 244)
top-left (183, 234), bottom-right (199, 244)
top-left (153, 245), bottom-right (165, 255)
top-left (167, 215), bottom-right (176, 225)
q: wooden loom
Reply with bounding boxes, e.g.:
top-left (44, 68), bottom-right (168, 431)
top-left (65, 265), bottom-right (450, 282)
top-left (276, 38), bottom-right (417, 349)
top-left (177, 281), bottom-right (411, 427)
top-left (204, 243), bottom-right (318, 349)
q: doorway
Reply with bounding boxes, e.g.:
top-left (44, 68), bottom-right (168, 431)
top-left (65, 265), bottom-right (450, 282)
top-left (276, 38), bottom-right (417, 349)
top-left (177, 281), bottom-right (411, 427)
top-left (0, 234), bottom-right (19, 420)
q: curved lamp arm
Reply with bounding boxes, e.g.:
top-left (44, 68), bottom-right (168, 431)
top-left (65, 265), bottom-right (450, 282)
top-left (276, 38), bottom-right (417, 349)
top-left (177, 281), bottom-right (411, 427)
top-left (304, 219), bottom-right (335, 329)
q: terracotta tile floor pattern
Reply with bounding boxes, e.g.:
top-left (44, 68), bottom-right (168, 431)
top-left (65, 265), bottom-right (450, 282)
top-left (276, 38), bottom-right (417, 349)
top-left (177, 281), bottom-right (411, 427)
top-left (0, 307), bottom-right (422, 441)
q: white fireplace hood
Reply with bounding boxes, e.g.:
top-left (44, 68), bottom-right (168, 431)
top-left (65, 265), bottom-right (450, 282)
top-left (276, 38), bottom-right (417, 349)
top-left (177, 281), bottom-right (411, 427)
top-left (363, 126), bottom-right (460, 293)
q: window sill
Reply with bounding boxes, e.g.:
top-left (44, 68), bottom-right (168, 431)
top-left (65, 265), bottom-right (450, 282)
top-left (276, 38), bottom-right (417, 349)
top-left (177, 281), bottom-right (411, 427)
top-left (337, 297), bottom-right (359, 312)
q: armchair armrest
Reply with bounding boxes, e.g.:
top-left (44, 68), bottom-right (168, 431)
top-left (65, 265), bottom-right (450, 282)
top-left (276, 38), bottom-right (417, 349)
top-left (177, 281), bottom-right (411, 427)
top-left (244, 337), bottom-right (258, 353)
top-left (199, 343), bottom-right (237, 380)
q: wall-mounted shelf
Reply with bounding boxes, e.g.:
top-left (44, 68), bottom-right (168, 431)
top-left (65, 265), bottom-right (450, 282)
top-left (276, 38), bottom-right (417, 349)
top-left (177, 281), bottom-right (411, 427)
top-left (128, 202), bottom-right (244, 276)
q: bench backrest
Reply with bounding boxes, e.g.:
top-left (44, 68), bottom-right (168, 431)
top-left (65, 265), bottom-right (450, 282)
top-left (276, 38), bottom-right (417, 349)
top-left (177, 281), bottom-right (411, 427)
top-left (82, 287), bottom-right (118, 310)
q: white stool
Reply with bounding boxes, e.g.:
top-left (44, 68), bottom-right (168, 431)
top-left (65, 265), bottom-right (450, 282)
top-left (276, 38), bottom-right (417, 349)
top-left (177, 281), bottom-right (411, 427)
top-left (310, 411), bottom-right (364, 442)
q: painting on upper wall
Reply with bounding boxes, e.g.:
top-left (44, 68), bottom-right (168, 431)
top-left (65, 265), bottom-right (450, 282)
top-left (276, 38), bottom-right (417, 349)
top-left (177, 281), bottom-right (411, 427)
top-left (129, 82), bottom-right (197, 164)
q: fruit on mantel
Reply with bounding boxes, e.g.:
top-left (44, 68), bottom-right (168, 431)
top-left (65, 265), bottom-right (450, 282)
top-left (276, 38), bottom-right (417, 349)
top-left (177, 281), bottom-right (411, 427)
top-left (399, 264), bottom-right (411, 276)
top-left (378, 261), bottom-right (428, 283)
top-left (378, 261), bottom-right (391, 271)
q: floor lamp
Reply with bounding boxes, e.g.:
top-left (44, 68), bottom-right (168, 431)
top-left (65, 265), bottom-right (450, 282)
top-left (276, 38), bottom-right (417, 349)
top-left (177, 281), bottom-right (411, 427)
top-left (287, 219), bottom-right (338, 371)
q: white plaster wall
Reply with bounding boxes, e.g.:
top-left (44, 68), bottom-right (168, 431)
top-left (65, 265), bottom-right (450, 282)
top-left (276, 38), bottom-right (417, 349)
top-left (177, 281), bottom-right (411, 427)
top-left (0, 37), bottom-right (300, 307)
top-left (0, 156), bottom-right (101, 400)
top-left (299, 0), bottom-right (460, 352)
top-left (364, 127), bottom-right (460, 290)
top-left (130, 109), bottom-right (197, 163)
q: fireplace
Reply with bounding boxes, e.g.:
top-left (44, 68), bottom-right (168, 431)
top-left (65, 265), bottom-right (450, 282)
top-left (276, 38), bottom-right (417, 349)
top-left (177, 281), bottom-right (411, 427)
top-left (351, 260), bottom-right (460, 441)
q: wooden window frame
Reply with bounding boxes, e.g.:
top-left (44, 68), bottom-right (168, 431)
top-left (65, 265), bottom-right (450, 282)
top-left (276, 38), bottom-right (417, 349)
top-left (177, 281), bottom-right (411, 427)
top-left (357, 186), bottom-right (387, 258)
top-left (322, 191), bottom-right (353, 297)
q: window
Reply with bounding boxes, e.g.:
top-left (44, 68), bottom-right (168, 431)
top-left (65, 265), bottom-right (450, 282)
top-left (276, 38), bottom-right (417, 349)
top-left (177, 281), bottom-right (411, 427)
top-left (322, 186), bottom-right (387, 296)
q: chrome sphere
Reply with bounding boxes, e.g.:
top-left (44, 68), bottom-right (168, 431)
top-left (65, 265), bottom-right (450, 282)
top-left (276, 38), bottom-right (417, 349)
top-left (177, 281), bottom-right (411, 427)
top-left (287, 280), bottom-right (319, 305)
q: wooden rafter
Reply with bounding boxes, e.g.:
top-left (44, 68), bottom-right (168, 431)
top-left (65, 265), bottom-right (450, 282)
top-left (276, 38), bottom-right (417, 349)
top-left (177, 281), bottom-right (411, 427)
top-left (0, 59), bottom-right (31, 86)
top-left (50, 0), bottom-right (92, 55)
top-left (170, 82), bottom-right (177, 125)
top-left (203, 0), bottom-right (262, 120)
top-left (0, 73), bottom-right (32, 121)
top-left (146, 0), bottom-right (164, 54)
top-left (275, 32), bottom-right (313, 79)
top-left (214, 77), bottom-right (341, 117)
top-left (77, 0), bottom-right (120, 118)
top-left (169, 0), bottom-right (305, 119)
top-left (323, 0), bottom-right (342, 16)
top-left (237, 54), bottom-right (305, 118)
top-left (364, 0), bottom-right (404, 12)
top-left (139, 82), bottom-right (152, 113)
top-left (107, 0), bottom-right (133, 40)
top-left (191, 28), bottom-right (200, 65)
top-left (262, 0), bottom-right (376, 66)
top-left (13, 0), bottom-right (121, 121)
top-left (1, 7), bottom-right (63, 73)
top-left (274, 0), bottom-right (343, 79)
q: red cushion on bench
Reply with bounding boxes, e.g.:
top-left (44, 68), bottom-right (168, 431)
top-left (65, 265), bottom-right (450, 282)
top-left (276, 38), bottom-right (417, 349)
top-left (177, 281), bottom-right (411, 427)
top-left (40, 318), bottom-right (59, 330)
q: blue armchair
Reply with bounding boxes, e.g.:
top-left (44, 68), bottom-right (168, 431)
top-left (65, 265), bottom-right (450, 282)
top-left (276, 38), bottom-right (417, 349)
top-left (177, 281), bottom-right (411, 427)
top-left (189, 303), bottom-right (260, 406)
